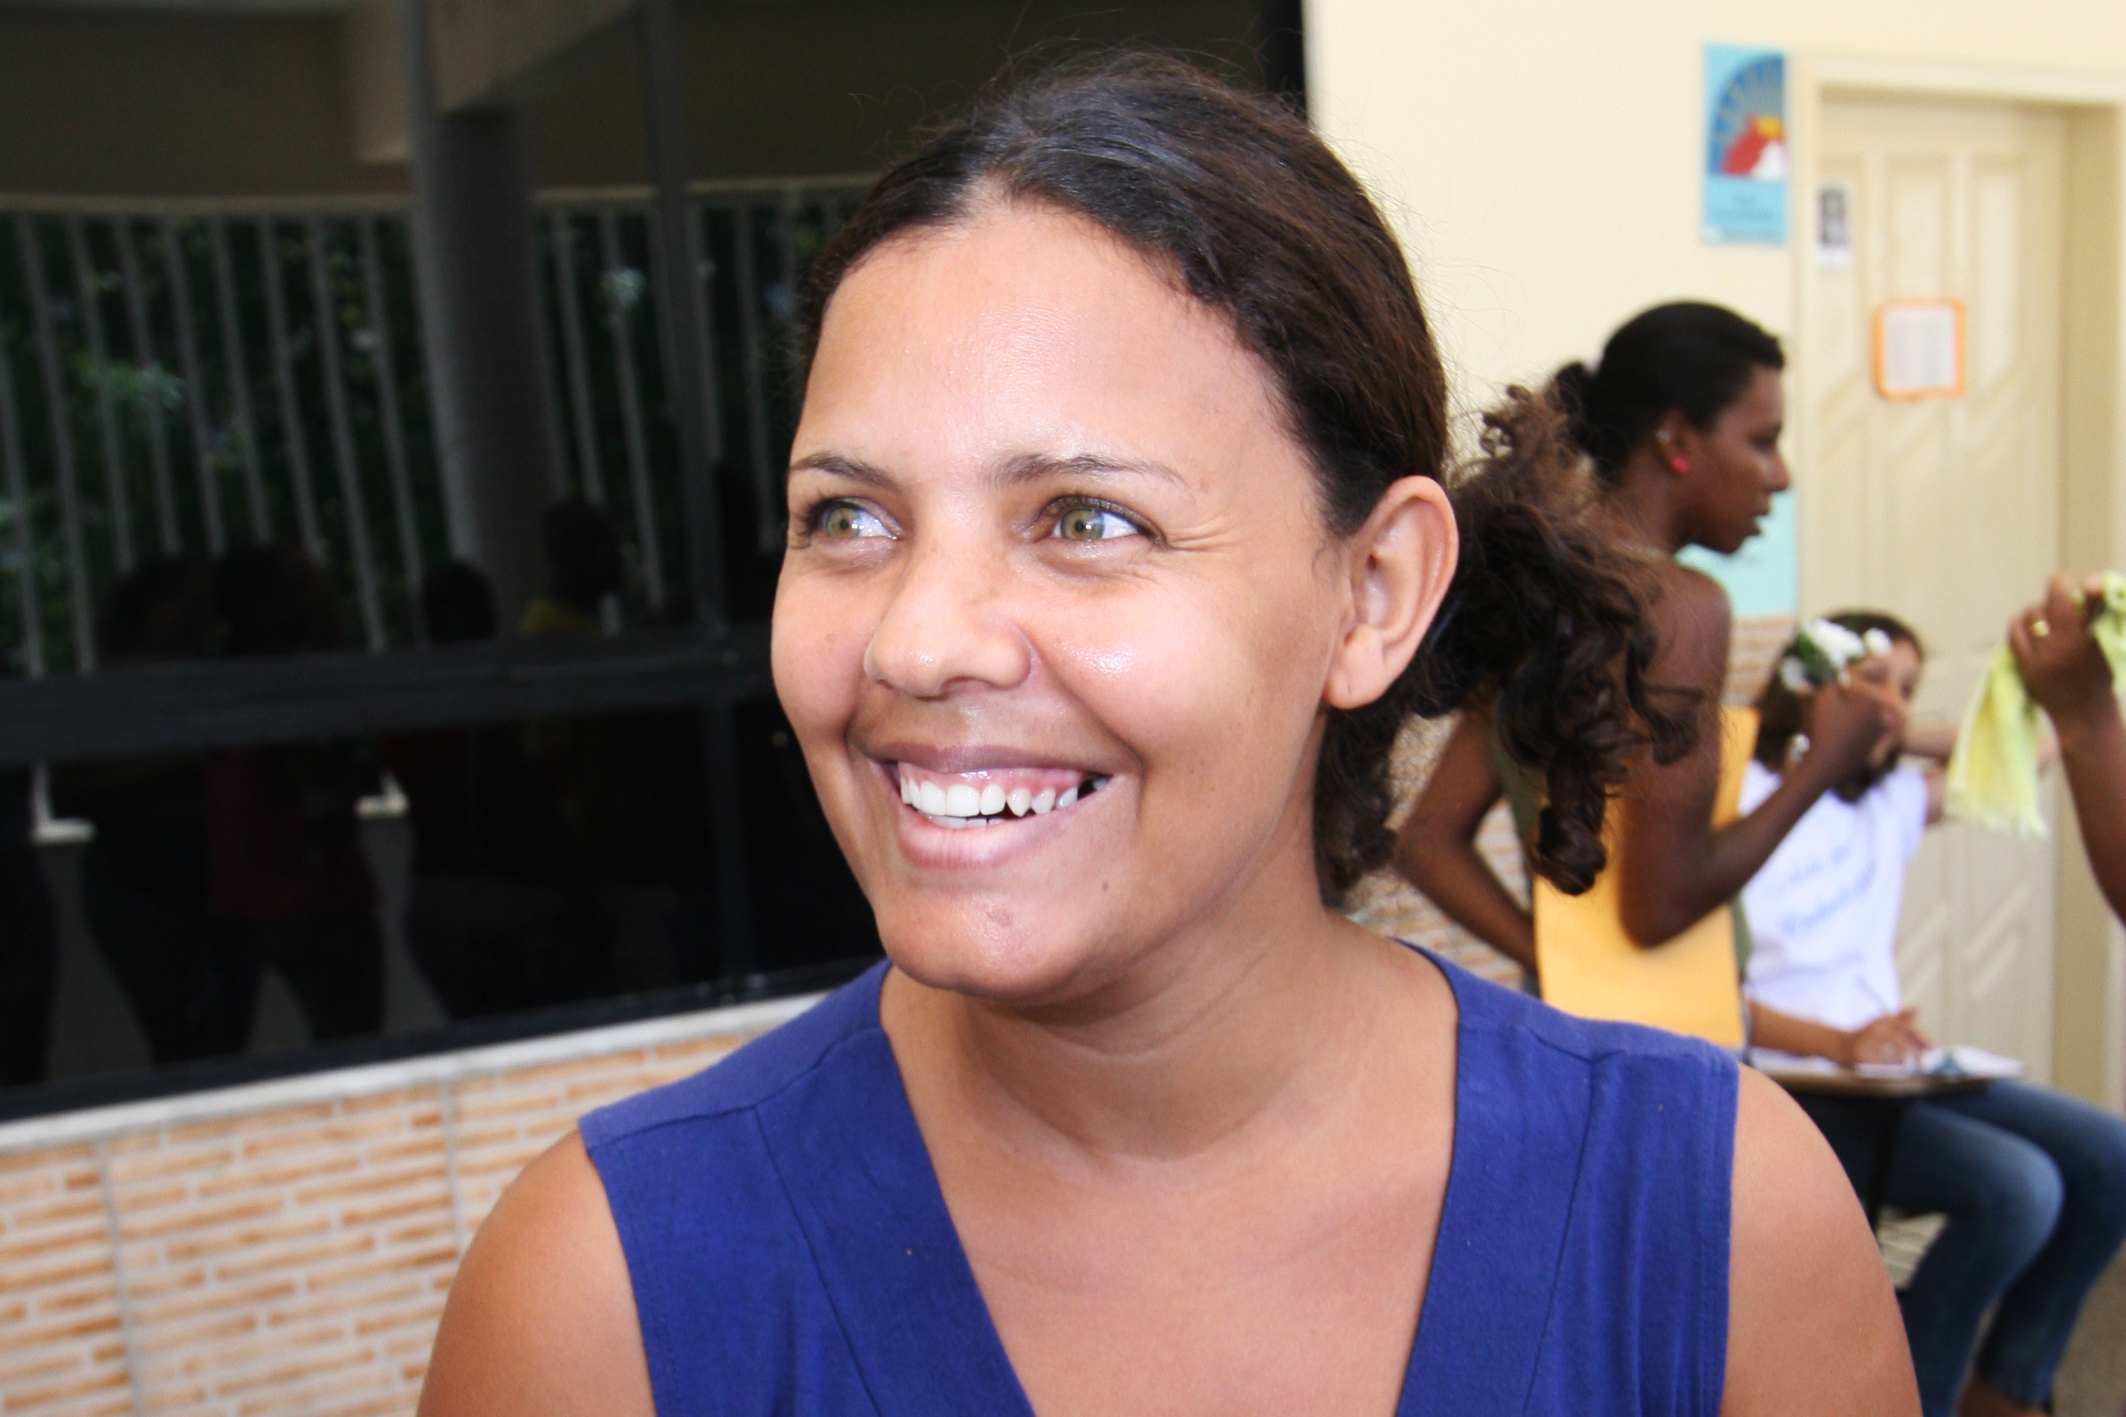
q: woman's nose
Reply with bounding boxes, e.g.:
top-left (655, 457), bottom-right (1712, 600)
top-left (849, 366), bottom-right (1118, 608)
top-left (861, 539), bottom-right (1033, 699)
top-left (1765, 452), bottom-right (1794, 495)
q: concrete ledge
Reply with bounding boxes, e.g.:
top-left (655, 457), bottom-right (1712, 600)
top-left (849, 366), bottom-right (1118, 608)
top-left (0, 988), bottom-right (821, 1155)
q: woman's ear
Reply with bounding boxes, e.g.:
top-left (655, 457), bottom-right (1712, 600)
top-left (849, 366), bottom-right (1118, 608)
top-left (1325, 475), bottom-right (1457, 710)
top-left (1655, 409), bottom-right (1698, 473)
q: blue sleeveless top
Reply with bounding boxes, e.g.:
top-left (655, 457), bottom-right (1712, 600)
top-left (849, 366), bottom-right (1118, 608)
top-left (583, 951), bottom-right (1737, 1416)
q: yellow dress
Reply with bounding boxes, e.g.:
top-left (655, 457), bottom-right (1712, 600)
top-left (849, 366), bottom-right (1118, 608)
top-left (1531, 706), bottom-right (1758, 1048)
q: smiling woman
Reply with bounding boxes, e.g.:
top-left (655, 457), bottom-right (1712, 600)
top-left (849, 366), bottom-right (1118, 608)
top-left (414, 55), bottom-right (1918, 1417)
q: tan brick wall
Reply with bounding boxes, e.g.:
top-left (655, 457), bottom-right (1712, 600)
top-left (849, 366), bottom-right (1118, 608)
top-left (0, 1144), bottom-right (127, 1417)
top-left (1725, 615), bottom-right (1795, 710)
top-left (0, 1002), bottom-right (807, 1417)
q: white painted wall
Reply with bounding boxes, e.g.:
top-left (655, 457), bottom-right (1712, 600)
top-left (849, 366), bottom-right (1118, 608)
top-left (1306, 0), bottom-right (2126, 407)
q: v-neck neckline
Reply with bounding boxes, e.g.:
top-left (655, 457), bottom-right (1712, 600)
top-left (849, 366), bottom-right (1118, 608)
top-left (752, 951), bottom-right (1584, 1417)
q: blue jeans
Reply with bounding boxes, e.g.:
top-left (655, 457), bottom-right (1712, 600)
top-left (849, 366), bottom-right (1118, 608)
top-left (1803, 1081), bottom-right (2126, 1417)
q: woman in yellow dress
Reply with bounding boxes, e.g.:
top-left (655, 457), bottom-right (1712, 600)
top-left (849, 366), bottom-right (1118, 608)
top-left (1397, 305), bottom-right (1891, 1041)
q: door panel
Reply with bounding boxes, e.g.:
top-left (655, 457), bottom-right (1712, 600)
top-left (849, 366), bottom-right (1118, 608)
top-left (1805, 96), bottom-right (2063, 1077)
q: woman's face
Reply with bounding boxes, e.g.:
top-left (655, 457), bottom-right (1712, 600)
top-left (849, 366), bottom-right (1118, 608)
top-left (772, 202), bottom-right (1450, 1004)
top-left (1850, 638), bottom-right (1922, 767)
top-left (1678, 365), bottom-right (1790, 554)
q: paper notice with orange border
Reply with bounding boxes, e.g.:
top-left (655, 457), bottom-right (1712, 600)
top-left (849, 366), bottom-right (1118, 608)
top-left (1874, 299), bottom-right (1966, 399)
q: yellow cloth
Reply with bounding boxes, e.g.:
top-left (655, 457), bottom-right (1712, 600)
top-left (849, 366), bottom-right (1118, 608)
top-left (1534, 706), bottom-right (1757, 1048)
top-left (1946, 571), bottom-right (2126, 837)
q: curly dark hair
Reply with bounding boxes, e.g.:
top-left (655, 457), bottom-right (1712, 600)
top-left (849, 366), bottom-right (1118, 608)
top-left (1417, 390), bottom-right (1700, 891)
top-left (798, 53), bottom-right (1698, 902)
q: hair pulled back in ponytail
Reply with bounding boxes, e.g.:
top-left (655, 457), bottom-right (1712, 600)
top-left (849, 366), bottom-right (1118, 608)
top-left (799, 53), bottom-right (1693, 904)
top-left (1556, 302), bottom-right (1785, 480)
top-left (1411, 392), bottom-right (1701, 892)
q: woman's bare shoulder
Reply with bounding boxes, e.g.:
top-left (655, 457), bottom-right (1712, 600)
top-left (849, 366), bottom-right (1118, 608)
top-left (1644, 561), bottom-right (1733, 686)
top-left (417, 1132), bottom-right (653, 1417)
top-left (1652, 560), bottom-right (1732, 637)
top-left (1720, 1069), bottom-right (1918, 1416)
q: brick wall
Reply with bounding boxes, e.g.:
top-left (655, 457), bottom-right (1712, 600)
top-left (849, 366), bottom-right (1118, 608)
top-left (1725, 615), bottom-right (1794, 709)
top-left (1, 619), bottom-right (1795, 1415)
top-left (0, 999), bottom-right (810, 1417)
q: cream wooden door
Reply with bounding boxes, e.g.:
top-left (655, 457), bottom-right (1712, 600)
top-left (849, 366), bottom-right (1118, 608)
top-left (1801, 95), bottom-right (2064, 1078)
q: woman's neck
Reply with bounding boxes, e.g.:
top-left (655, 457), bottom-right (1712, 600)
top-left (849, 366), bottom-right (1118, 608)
top-left (1608, 454), bottom-right (1690, 556)
top-left (882, 818), bottom-right (1409, 1169)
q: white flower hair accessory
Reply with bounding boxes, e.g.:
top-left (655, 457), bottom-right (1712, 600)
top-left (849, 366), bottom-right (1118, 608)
top-left (1778, 618), bottom-right (1889, 692)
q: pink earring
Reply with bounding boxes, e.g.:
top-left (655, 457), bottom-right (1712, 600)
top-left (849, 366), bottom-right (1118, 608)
top-left (1667, 456), bottom-right (1689, 474)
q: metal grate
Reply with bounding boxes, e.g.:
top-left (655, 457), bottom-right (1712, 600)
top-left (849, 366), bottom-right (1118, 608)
top-left (0, 183), bottom-right (860, 678)
top-left (0, 211), bottom-right (443, 671)
top-left (533, 185), bottom-right (857, 615)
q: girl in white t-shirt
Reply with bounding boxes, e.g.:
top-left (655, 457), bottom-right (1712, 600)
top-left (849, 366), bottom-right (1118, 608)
top-left (1741, 612), bottom-right (2126, 1417)
top-left (1741, 613), bottom-right (1952, 1067)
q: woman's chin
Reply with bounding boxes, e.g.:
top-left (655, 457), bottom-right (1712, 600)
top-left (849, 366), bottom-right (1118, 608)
top-left (877, 909), bottom-right (1127, 1009)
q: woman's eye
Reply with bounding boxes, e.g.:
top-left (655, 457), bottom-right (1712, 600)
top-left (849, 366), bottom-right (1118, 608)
top-left (1054, 505), bottom-right (1142, 542)
top-left (816, 502), bottom-right (888, 540)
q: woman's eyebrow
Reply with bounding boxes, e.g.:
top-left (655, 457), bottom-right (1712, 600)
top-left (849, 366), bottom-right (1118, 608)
top-left (788, 451), bottom-right (891, 485)
top-left (788, 449), bottom-right (1187, 488)
top-left (994, 451), bottom-right (1186, 487)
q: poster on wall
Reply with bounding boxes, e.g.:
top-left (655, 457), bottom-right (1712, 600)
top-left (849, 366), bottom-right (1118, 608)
top-left (1704, 45), bottom-right (1788, 245)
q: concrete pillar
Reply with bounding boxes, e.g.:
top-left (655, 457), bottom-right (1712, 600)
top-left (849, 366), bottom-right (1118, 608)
top-left (639, 0), bottom-right (725, 630)
top-left (395, 0), bottom-right (560, 629)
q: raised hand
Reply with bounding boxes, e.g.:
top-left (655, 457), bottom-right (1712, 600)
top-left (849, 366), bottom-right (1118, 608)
top-left (1797, 678), bottom-right (1892, 783)
top-left (2009, 572), bottom-right (2126, 921)
top-left (2008, 573), bottom-right (2114, 732)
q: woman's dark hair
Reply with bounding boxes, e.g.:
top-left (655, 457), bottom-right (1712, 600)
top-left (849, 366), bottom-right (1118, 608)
top-left (421, 560), bottom-right (500, 645)
top-left (1555, 302), bottom-right (1785, 481)
top-left (97, 557), bottom-right (215, 663)
top-left (542, 497), bottom-right (625, 610)
top-left (799, 54), bottom-right (1696, 902)
top-left (213, 542), bottom-right (342, 657)
top-left (1754, 610), bottom-right (1923, 803)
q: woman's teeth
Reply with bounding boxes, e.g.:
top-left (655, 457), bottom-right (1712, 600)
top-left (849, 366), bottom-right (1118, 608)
top-left (897, 770), bottom-right (1104, 827)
